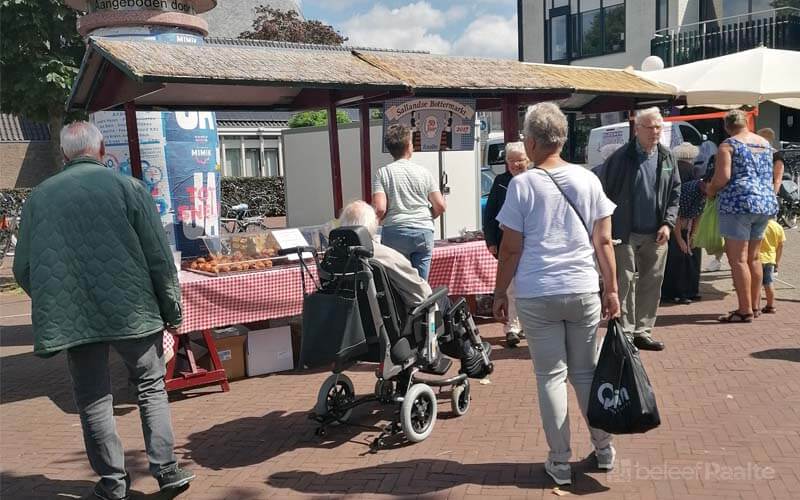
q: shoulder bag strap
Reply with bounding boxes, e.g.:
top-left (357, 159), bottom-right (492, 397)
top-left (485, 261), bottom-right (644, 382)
top-left (535, 166), bottom-right (591, 239)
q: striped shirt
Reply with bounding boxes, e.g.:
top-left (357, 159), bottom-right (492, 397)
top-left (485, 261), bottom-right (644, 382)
top-left (373, 159), bottom-right (438, 230)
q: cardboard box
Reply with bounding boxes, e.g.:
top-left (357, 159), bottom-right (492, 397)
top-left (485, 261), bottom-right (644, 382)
top-left (198, 327), bottom-right (248, 380)
top-left (246, 326), bottom-right (294, 377)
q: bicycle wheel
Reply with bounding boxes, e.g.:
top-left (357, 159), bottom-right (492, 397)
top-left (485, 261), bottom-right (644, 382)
top-left (242, 220), bottom-right (270, 233)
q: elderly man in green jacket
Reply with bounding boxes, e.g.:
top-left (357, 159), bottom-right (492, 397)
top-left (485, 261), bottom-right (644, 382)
top-left (13, 121), bottom-right (194, 500)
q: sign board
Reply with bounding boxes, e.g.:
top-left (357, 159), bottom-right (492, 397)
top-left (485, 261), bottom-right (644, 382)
top-left (269, 228), bottom-right (313, 261)
top-left (382, 97), bottom-right (476, 152)
top-left (92, 110), bottom-right (220, 257)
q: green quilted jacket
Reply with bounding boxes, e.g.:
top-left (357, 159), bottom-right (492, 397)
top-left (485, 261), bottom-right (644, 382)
top-left (13, 158), bottom-right (182, 357)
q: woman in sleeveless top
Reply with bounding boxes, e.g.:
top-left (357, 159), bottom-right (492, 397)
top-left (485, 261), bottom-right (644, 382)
top-left (707, 110), bottom-right (779, 323)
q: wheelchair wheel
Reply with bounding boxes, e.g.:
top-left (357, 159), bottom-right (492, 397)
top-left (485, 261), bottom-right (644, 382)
top-left (450, 380), bottom-right (470, 417)
top-left (400, 383), bottom-right (437, 443)
top-left (315, 374), bottom-right (355, 424)
top-left (374, 379), bottom-right (395, 403)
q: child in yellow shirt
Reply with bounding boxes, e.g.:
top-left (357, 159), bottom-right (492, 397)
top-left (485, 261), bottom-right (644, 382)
top-left (759, 219), bottom-right (786, 314)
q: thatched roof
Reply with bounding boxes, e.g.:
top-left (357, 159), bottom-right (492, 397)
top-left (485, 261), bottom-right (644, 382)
top-left (68, 37), bottom-right (677, 112)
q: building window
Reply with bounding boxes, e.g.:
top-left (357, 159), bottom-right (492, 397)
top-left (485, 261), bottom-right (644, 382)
top-left (701, 0), bottom-right (780, 22)
top-left (656, 0), bottom-right (669, 30)
top-left (545, 0), bottom-right (626, 62)
top-left (225, 147), bottom-right (242, 177)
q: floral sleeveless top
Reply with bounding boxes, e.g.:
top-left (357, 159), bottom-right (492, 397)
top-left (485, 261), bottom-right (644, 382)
top-left (717, 138), bottom-right (778, 216)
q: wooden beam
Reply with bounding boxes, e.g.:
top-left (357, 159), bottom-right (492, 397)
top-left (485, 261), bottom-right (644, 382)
top-left (359, 102), bottom-right (373, 204)
top-left (124, 101), bottom-right (143, 180)
top-left (501, 95), bottom-right (519, 143)
top-left (327, 93), bottom-right (344, 217)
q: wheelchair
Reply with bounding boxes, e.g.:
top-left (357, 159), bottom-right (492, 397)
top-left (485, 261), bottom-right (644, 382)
top-left (289, 226), bottom-right (493, 449)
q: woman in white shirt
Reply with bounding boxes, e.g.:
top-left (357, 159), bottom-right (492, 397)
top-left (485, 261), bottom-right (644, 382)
top-left (493, 102), bottom-right (621, 486)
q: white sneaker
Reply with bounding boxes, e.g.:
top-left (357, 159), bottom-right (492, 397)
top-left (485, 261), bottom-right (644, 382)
top-left (705, 257), bottom-right (722, 272)
top-left (544, 460), bottom-right (572, 486)
top-left (595, 445), bottom-right (616, 470)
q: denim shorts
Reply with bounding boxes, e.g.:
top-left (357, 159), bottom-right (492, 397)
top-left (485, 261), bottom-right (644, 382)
top-left (718, 213), bottom-right (770, 241)
top-left (762, 264), bottom-right (775, 286)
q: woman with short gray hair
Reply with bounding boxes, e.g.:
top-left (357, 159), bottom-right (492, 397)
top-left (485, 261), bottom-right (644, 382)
top-left (493, 102), bottom-right (620, 486)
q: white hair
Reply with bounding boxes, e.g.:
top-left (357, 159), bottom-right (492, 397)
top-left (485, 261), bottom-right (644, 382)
top-left (339, 200), bottom-right (379, 238)
top-left (60, 121), bottom-right (104, 160)
top-left (634, 106), bottom-right (663, 127)
top-left (523, 102), bottom-right (567, 150)
top-left (504, 141), bottom-right (526, 160)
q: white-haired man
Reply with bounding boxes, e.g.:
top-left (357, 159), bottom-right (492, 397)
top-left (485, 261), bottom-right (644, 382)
top-left (597, 107), bottom-right (681, 351)
top-left (339, 200), bottom-right (431, 306)
top-left (13, 121), bottom-right (193, 499)
top-left (482, 141), bottom-right (530, 347)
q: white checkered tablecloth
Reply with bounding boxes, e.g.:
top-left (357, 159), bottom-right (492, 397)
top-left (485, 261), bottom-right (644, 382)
top-left (171, 240), bottom-right (496, 340)
top-left (428, 240), bottom-right (497, 296)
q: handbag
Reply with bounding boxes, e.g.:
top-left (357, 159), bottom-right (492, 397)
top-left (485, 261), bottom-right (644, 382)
top-left (587, 319), bottom-right (661, 434)
top-left (694, 198), bottom-right (725, 255)
top-left (299, 255), bottom-right (368, 368)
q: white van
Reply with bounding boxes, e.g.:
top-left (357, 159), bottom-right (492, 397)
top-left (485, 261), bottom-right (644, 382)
top-left (586, 120), bottom-right (703, 169)
top-left (483, 132), bottom-right (507, 175)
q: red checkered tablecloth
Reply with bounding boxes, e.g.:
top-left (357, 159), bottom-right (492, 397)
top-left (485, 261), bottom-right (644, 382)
top-left (428, 239), bottom-right (497, 296)
top-left (175, 240), bottom-right (496, 335)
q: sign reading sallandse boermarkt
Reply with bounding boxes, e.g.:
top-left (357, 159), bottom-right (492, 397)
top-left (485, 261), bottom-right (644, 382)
top-left (382, 97), bottom-right (476, 153)
top-left (89, 0), bottom-right (195, 14)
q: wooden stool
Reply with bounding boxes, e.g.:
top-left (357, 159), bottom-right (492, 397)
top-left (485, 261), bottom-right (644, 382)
top-left (165, 330), bottom-right (230, 392)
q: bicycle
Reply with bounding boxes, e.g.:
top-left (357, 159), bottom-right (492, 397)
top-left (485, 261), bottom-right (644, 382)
top-left (219, 201), bottom-right (270, 234)
top-left (0, 192), bottom-right (24, 267)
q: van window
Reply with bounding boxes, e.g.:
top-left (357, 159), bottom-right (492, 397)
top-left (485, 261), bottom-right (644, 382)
top-left (487, 143), bottom-right (505, 165)
top-left (679, 124), bottom-right (703, 146)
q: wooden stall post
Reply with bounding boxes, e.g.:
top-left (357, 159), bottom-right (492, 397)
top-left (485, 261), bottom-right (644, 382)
top-left (327, 94), bottom-right (344, 217)
top-left (124, 101), bottom-right (143, 180)
top-left (359, 102), bottom-right (373, 203)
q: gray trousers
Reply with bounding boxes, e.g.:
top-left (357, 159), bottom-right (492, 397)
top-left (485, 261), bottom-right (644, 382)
top-left (517, 293), bottom-right (612, 463)
top-left (67, 334), bottom-right (176, 499)
top-left (614, 232), bottom-right (668, 339)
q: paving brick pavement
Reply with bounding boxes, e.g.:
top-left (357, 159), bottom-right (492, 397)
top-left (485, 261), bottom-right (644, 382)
top-left (2, 234), bottom-right (800, 499)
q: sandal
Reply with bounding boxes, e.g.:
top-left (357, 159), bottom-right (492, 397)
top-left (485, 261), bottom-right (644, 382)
top-left (753, 309), bottom-right (761, 318)
top-left (718, 311), bottom-right (753, 323)
top-left (762, 305), bottom-right (777, 314)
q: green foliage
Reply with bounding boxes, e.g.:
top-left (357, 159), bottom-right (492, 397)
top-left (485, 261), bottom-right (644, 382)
top-left (0, 0), bottom-right (85, 122)
top-left (240, 7), bottom-right (347, 45)
top-left (221, 177), bottom-right (285, 216)
top-left (288, 110), bottom-right (351, 128)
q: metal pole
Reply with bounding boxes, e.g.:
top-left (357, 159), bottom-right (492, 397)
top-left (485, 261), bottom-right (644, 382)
top-left (123, 101), bottom-right (143, 180)
top-left (359, 102), bottom-right (372, 204)
top-left (327, 93), bottom-right (344, 217)
top-left (438, 150), bottom-right (445, 239)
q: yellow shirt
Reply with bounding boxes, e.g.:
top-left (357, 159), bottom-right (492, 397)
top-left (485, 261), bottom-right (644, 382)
top-left (760, 220), bottom-right (786, 265)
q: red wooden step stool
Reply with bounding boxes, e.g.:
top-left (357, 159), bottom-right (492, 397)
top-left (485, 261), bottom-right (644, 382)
top-left (165, 330), bottom-right (230, 392)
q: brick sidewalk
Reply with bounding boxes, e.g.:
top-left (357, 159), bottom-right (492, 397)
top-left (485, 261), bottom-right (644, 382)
top-left (2, 276), bottom-right (800, 499)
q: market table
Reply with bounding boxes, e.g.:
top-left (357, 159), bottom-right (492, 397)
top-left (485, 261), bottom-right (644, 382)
top-left (166, 239), bottom-right (496, 392)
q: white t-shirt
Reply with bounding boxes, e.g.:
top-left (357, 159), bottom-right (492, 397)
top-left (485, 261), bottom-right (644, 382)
top-left (496, 164), bottom-right (616, 299)
top-left (373, 159), bottom-right (438, 230)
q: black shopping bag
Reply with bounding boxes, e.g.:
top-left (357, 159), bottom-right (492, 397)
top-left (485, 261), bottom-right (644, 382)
top-left (300, 289), bottom-right (367, 368)
top-left (587, 319), bottom-right (661, 434)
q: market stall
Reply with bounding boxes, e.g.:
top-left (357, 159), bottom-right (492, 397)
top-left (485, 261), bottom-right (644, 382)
top-left (67, 36), bottom-right (678, 393)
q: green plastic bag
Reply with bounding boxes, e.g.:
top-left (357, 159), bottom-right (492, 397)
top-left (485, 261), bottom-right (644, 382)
top-left (694, 198), bottom-right (724, 255)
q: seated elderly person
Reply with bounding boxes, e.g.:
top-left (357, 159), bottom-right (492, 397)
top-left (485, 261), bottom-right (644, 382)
top-left (338, 200), bottom-right (432, 306)
top-left (337, 200), bottom-right (491, 376)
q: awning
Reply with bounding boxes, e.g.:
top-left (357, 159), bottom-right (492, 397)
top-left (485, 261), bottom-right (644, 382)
top-left (68, 37), bottom-right (678, 113)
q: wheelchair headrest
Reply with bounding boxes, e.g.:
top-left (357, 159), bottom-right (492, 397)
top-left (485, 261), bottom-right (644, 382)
top-left (328, 226), bottom-right (374, 257)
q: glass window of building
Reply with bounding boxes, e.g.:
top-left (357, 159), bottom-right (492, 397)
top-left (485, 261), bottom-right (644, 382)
top-left (244, 148), bottom-right (261, 177)
top-left (656, 0), bottom-right (669, 30)
top-left (546, 1), bottom-right (626, 62)
top-left (264, 149), bottom-right (279, 177)
top-left (225, 147), bottom-right (242, 177)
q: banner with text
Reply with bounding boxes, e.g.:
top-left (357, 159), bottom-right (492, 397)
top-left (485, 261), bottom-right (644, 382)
top-left (382, 97), bottom-right (476, 153)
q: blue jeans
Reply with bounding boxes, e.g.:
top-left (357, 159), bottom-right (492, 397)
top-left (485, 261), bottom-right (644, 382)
top-left (67, 334), bottom-right (177, 499)
top-left (718, 213), bottom-right (770, 241)
top-left (380, 225), bottom-right (434, 280)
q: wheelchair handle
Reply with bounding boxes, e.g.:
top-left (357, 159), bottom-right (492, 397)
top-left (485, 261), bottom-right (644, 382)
top-left (278, 246), bottom-right (317, 257)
